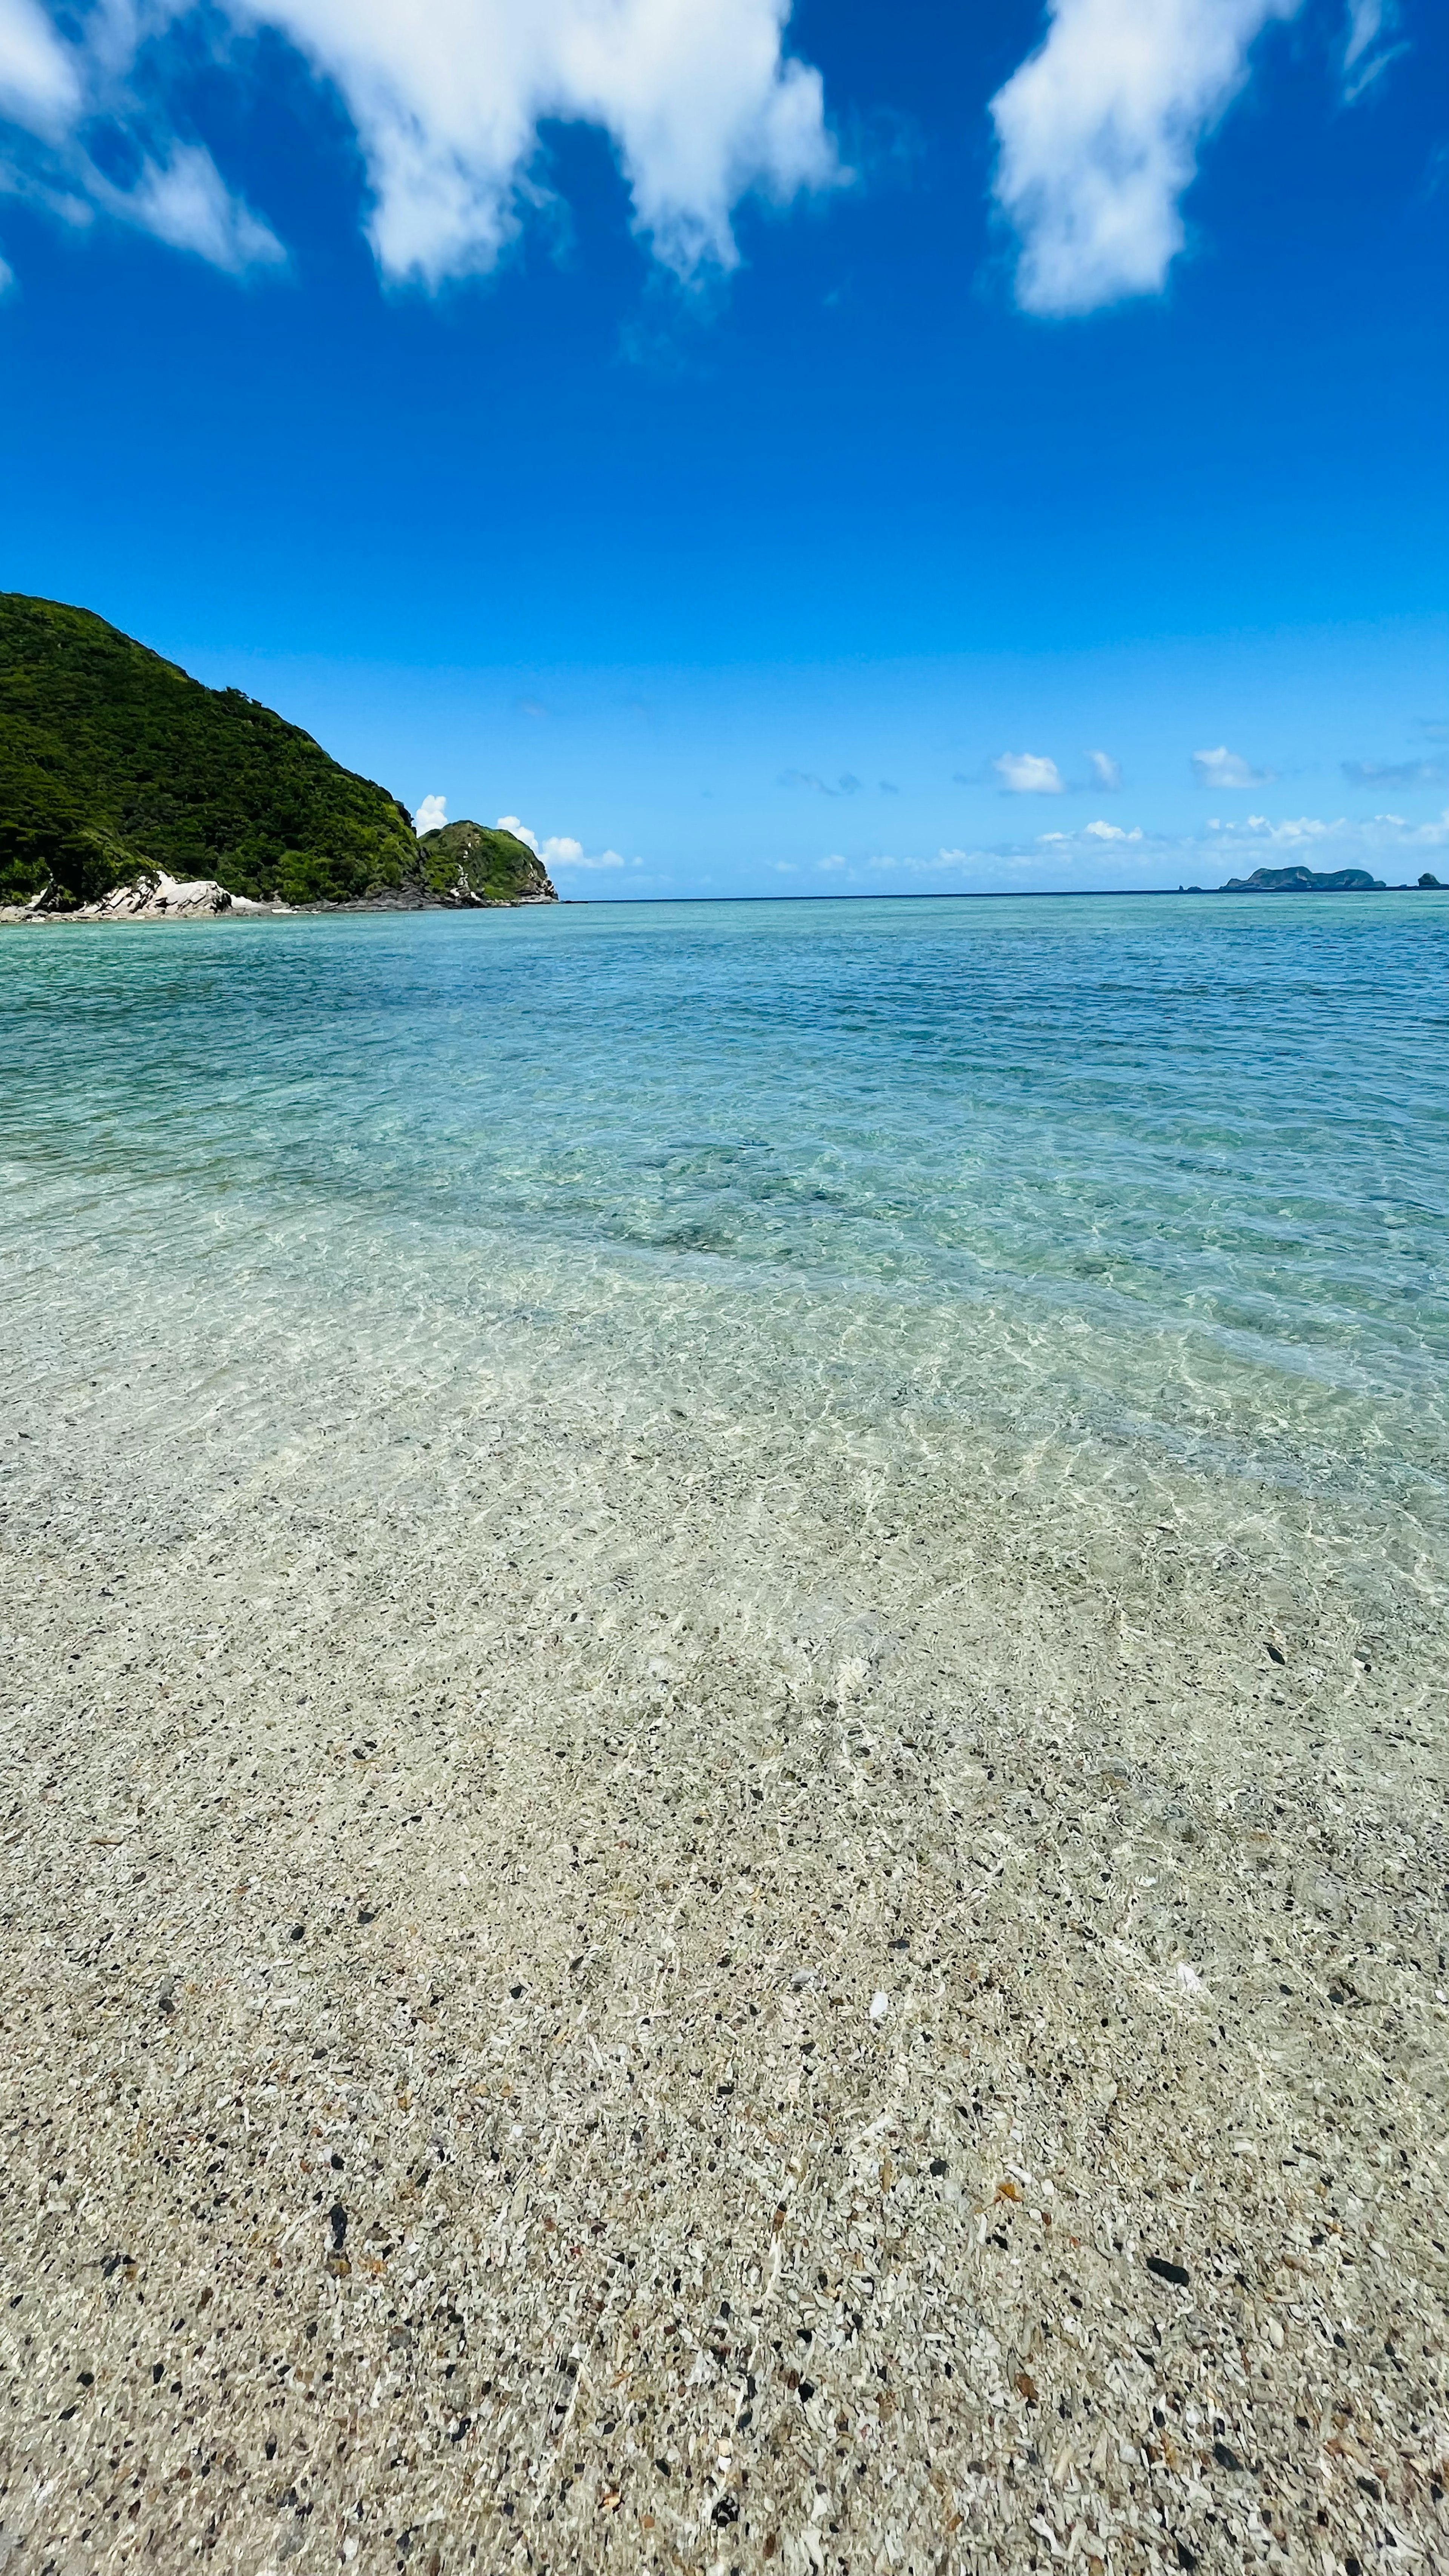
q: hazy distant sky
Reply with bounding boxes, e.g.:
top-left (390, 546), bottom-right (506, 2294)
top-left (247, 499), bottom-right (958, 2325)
top-left (1, 0), bottom-right (1444, 894)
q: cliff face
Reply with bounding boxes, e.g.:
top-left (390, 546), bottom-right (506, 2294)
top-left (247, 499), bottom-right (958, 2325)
top-left (415, 820), bottom-right (558, 906)
top-left (2, 595), bottom-right (414, 910)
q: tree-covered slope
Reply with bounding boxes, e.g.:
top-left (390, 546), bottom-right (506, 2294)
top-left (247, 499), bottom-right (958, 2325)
top-left (0, 594), bottom-right (420, 908)
top-left (416, 818), bottom-right (557, 906)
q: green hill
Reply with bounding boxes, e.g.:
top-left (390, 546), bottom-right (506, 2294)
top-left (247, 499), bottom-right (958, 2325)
top-left (0, 594), bottom-right (554, 912)
top-left (415, 818), bottom-right (557, 907)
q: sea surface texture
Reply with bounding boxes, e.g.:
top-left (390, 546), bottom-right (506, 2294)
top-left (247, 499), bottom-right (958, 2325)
top-left (9, 894), bottom-right (1449, 1551)
top-left (2, 895), bottom-right (1446, 2574)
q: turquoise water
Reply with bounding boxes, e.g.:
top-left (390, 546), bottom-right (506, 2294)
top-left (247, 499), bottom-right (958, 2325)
top-left (4, 893), bottom-right (1447, 1578)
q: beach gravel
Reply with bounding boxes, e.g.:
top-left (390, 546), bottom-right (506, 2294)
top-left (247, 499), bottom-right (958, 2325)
top-left (2, 1320), bottom-right (1446, 2574)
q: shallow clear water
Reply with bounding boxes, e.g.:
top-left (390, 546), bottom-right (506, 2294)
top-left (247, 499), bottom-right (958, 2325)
top-left (4, 893), bottom-right (1447, 1581)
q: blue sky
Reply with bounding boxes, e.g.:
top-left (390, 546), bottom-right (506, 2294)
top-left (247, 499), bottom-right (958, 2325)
top-left (1, 0), bottom-right (1444, 895)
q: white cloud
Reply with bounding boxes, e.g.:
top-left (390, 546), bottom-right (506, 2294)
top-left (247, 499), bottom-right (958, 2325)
top-left (1087, 749), bottom-right (1123, 790)
top-left (0, 0), bottom-right (837, 285)
top-left (107, 143), bottom-right (285, 270)
top-left (1215, 807), bottom-right (1449, 851)
top-left (498, 814), bottom-right (626, 869)
top-left (1192, 744), bottom-right (1274, 789)
top-left (0, 0), bottom-right (283, 270)
top-left (990, 0), bottom-right (1301, 316)
top-left (550, 842), bottom-right (627, 870)
top-left (1341, 0), bottom-right (1407, 100)
top-left (1241, 811), bottom-right (1327, 840)
top-left (0, 0), bottom-right (80, 129)
top-left (994, 751), bottom-right (1064, 794)
top-left (413, 792), bottom-right (448, 834)
top-left (0, 250), bottom-right (13, 295)
top-left (807, 804), bottom-right (1449, 897)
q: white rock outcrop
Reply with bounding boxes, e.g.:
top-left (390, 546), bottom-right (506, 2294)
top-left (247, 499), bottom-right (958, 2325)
top-left (2, 873), bottom-right (290, 923)
top-left (85, 872), bottom-right (288, 920)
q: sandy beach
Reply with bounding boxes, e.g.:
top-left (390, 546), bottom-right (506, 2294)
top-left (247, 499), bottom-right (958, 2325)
top-left (3, 1245), bottom-right (1445, 2576)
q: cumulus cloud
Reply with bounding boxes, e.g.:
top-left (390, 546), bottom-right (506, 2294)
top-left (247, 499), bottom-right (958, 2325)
top-left (1206, 806), bottom-right (1449, 854)
top-left (990, 0), bottom-right (1301, 316)
top-left (498, 814), bottom-right (626, 869)
top-left (269, 0), bottom-right (838, 283)
top-left (805, 806), bottom-right (1449, 896)
top-left (551, 843), bottom-right (628, 870)
top-left (1192, 744), bottom-right (1274, 789)
top-left (0, 0), bottom-right (837, 285)
top-left (994, 751), bottom-right (1064, 794)
top-left (1087, 749), bottom-right (1123, 790)
top-left (413, 792), bottom-right (448, 834)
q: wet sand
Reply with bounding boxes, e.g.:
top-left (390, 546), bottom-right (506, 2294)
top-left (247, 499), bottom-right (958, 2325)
top-left (2, 1297), bottom-right (1446, 2576)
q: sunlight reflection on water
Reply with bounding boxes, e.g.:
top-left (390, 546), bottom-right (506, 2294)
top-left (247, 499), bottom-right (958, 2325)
top-left (4, 893), bottom-right (1446, 1581)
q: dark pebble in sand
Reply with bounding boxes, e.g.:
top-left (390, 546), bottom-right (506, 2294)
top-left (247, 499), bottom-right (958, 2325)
top-left (1212, 2440), bottom-right (1244, 2471)
top-left (1146, 2256), bottom-right (1190, 2286)
top-left (329, 2204), bottom-right (348, 2250)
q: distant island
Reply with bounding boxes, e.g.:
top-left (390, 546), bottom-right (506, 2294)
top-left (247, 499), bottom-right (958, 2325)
top-left (1218, 864), bottom-right (1386, 892)
top-left (0, 594), bottom-right (556, 915)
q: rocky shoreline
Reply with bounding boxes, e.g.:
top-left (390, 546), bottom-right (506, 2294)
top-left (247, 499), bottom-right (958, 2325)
top-left (1, 859), bottom-right (560, 925)
top-left (0, 871), bottom-right (286, 924)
